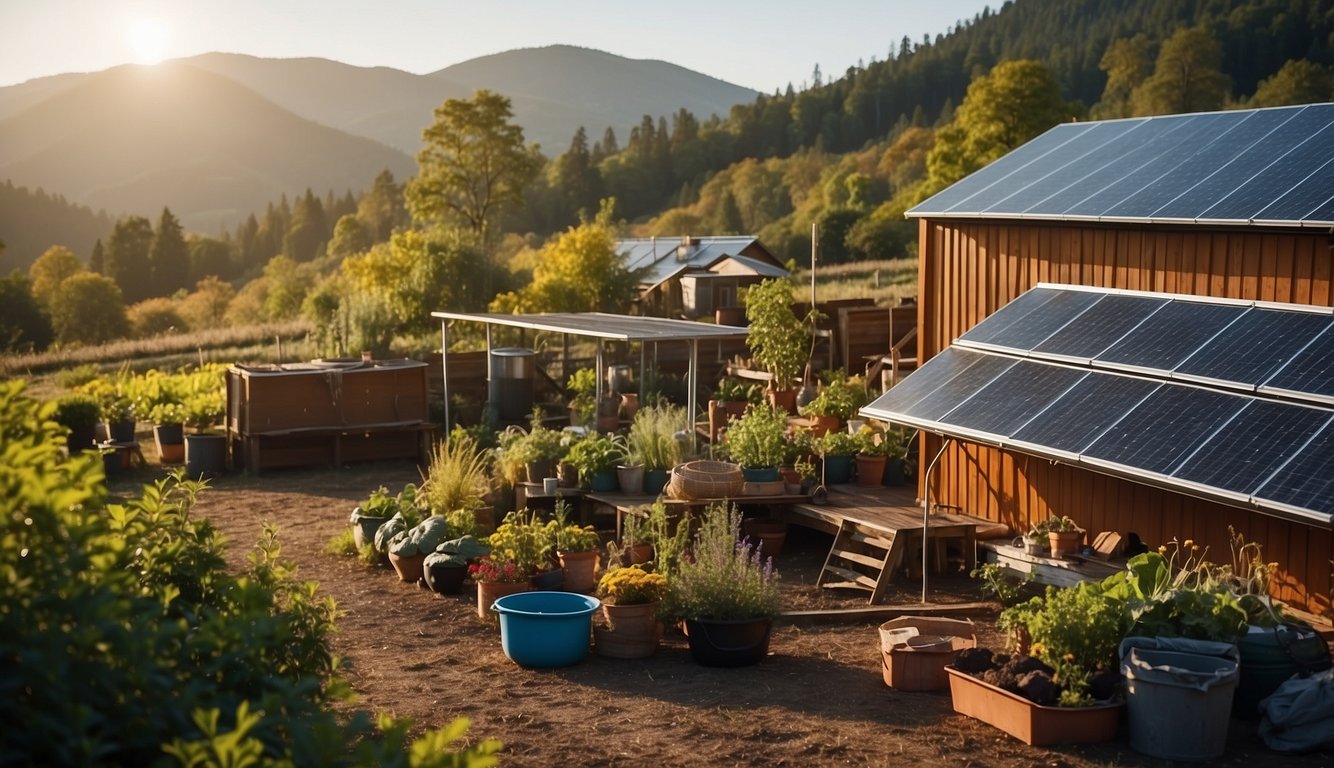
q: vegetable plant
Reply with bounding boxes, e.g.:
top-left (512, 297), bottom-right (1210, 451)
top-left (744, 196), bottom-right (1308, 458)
top-left (722, 405), bottom-right (788, 469)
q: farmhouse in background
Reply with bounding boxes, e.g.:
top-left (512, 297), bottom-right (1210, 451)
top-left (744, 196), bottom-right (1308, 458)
top-left (866, 102), bottom-right (1334, 621)
top-left (617, 235), bottom-right (788, 319)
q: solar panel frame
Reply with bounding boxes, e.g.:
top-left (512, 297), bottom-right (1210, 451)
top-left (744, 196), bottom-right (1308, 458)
top-left (1261, 324), bottom-right (1334, 405)
top-left (963, 289), bottom-right (1102, 352)
top-left (1169, 401), bottom-right (1333, 500)
top-left (1253, 421), bottom-right (1334, 518)
top-left (1173, 308), bottom-right (1334, 392)
top-left (933, 361), bottom-right (1088, 439)
top-left (1199, 118), bottom-right (1334, 222)
top-left (859, 347), bottom-right (993, 421)
top-left (1094, 299), bottom-right (1248, 375)
top-left (1006, 371), bottom-right (1162, 459)
top-left (1081, 385), bottom-right (1243, 476)
top-left (956, 286), bottom-right (1064, 347)
top-left (1031, 294), bottom-right (1169, 362)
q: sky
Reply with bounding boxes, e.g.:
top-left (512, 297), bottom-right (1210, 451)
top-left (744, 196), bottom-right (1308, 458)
top-left (0, 0), bottom-right (996, 92)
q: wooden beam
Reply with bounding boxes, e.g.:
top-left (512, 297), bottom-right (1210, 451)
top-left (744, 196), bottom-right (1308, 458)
top-left (777, 601), bottom-right (995, 626)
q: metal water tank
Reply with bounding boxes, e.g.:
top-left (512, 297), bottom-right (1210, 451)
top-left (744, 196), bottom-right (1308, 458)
top-left (489, 348), bottom-right (535, 421)
top-left (606, 364), bottom-right (633, 395)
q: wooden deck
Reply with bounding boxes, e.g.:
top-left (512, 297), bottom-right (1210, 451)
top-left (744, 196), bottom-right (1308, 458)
top-left (790, 485), bottom-right (981, 603)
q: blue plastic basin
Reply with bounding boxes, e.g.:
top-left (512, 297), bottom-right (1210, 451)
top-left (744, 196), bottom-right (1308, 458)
top-left (492, 591), bottom-right (601, 667)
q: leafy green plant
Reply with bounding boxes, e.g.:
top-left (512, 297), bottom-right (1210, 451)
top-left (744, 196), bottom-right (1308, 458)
top-left (553, 501), bottom-right (600, 552)
top-left (743, 277), bottom-right (812, 389)
top-left (814, 429), bottom-right (857, 457)
top-left (713, 377), bottom-right (762, 403)
top-left (970, 562), bottom-right (1032, 605)
top-left (799, 372), bottom-right (867, 419)
top-left (852, 424), bottom-right (902, 457)
top-left (722, 405), bottom-right (788, 469)
top-left (0, 379), bottom-right (500, 765)
top-left (52, 392), bottom-right (100, 430)
top-left (566, 367), bottom-right (599, 425)
top-left (565, 431), bottom-right (625, 478)
top-left (487, 509), bottom-right (555, 575)
top-left (664, 502), bottom-right (781, 621)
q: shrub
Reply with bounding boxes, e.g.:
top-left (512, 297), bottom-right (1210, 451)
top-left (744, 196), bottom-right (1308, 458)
top-left (0, 379), bottom-right (500, 765)
top-left (664, 502), bottom-right (781, 621)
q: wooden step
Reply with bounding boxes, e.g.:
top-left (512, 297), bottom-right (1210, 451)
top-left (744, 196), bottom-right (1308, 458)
top-left (819, 565), bottom-right (876, 591)
top-left (828, 548), bottom-right (886, 569)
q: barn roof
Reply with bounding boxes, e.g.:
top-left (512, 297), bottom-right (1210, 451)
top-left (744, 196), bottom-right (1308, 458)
top-left (862, 284), bottom-right (1334, 527)
top-left (907, 103), bottom-right (1334, 229)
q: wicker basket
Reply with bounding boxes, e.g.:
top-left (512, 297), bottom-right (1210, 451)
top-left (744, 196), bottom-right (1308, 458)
top-left (668, 460), bottom-right (744, 500)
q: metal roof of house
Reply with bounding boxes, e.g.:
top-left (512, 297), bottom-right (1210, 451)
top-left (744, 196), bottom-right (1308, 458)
top-left (861, 283), bottom-right (1334, 527)
top-left (617, 236), bottom-right (787, 289)
top-left (908, 103), bottom-right (1334, 228)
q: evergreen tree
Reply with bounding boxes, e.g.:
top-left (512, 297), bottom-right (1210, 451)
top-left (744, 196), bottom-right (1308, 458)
top-left (284, 189), bottom-right (328, 262)
top-left (1093, 35), bottom-right (1153, 119)
top-left (357, 170), bottom-right (407, 242)
top-left (554, 127), bottom-right (603, 225)
top-left (88, 238), bottom-right (104, 274)
top-left (0, 272), bottom-right (53, 352)
top-left (1132, 25), bottom-right (1230, 116)
top-left (150, 207), bottom-right (188, 296)
top-left (104, 216), bottom-right (154, 304)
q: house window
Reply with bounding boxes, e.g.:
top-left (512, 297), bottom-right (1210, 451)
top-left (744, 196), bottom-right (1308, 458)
top-left (717, 285), bottom-right (736, 308)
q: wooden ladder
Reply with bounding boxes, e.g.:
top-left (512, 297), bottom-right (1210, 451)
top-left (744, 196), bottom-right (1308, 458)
top-left (816, 519), bottom-right (908, 604)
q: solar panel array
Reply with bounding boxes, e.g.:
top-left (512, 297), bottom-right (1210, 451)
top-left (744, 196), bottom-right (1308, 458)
top-left (862, 284), bottom-right (1334, 524)
top-left (907, 103), bottom-right (1334, 228)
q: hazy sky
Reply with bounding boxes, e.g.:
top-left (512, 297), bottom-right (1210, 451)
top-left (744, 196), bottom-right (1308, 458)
top-left (0, 0), bottom-right (996, 91)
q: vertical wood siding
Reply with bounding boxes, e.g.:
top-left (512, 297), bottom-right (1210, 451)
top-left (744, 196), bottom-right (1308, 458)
top-left (916, 219), bottom-right (1334, 618)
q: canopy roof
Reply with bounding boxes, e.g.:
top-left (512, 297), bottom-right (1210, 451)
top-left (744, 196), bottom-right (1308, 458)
top-left (861, 284), bottom-right (1334, 526)
top-left (430, 311), bottom-right (748, 341)
top-left (908, 103), bottom-right (1334, 228)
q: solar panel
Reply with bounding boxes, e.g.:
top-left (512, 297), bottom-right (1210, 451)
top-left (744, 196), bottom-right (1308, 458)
top-left (1096, 300), bottom-right (1247, 372)
top-left (1106, 109), bottom-right (1299, 220)
top-left (935, 361), bottom-right (1087, 437)
top-left (895, 353), bottom-right (1016, 422)
top-left (1058, 113), bottom-right (1238, 218)
top-left (861, 347), bottom-right (992, 418)
top-left (958, 121), bottom-right (1144, 213)
top-left (907, 103), bottom-right (1333, 227)
top-left (1008, 373), bottom-right (1161, 455)
top-left (957, 286), bottom-right (1063, 346)
top-left (1200, 120), bottom-right (1334, 221)
top-left (1262, 325), bottom-right (1334, 402)
top-left (908, 123), bottom-right (1099, 214)
top-left (1083, 386), bottom-right (1241, 475)
top-left (1175, 308), bottom-right (1334, 390)
top-left (967, 289), bottom-right (1102, 351)
top-left (1032, 294), bottom-right (1168, 360)
top-left (1254, 421), bottom-right (1334, 513)
top-left (1253, 157), bottom-right (1334, 223)
top-left (1171, 401), bottom-right (1332, 495)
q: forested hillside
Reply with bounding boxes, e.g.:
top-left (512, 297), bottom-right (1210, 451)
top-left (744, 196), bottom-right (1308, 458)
top-left (4, 0), bottom-right (1330, 357)
top-left (0, 182), bottom-right (112, 274)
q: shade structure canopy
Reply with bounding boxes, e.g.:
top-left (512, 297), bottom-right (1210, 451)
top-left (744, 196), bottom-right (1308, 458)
top-left (861, 284), bottom-right (1334, 528)
top-left (431, 311), bottom-right (749, 440)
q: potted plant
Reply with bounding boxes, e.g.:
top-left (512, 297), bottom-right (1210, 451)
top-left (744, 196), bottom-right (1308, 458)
top-left (147, 402), bottom-right (186, 464)
top-left (554, 502), bottom-right (601, 592)
top-left (595, 564), bottom-right (669, 658)
top-left (349, 483), bottom-right (417, 552)
top-left (852, 424), bottom-right (895, 487)
top-left (488, 509), bottom-right (561, 589)
top-left (182, 382), bottom-right (227, 478)
top-left (710, 377), bottom-right (760, 435)
top-left (627, 402), bottom-right (686, 494)
top-left (664, 502), bottom-right (782, 667)
top-left (722, 405), bottom-right (788, 482)
top-left (565, 431), bottom-right (624, 491)
top-left (53, 393), bottom-right (100, 454)
top-left (507, 423), bottom-right (567, 485)
top-left (743, 278), bottom-right (812, 412)
top-left (468, 555), bottom-right (532, 619)
top-left (1042, 515), bottom-right (1084, 558)
top-left (386, 514), bottom-right (451, 583)
top-left (615, 441), bottom-right (645, 495)
top-left (423, 534), bottom-right (491, 595)
top-left (814, 430), bottom-right (857, 485)
top-left (799, 372), bottom-right (867, 436)
top-left (419, 432), bottom-right (492, 536)
top-left (566, 368), bottom-right (599, 427)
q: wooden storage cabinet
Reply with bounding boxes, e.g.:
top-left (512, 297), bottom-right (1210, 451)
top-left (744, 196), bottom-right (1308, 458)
top-left (226, 361), bottom-right (434, 473)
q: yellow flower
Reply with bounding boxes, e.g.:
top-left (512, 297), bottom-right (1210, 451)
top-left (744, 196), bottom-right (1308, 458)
top-left (1158, 545), bottom-right (1168, 554)
top-left (1183, 539), bottom-right (1195, 547)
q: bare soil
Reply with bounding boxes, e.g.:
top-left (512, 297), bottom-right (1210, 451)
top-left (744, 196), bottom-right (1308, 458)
top-left (125, 460), bottom-right (1327, 767)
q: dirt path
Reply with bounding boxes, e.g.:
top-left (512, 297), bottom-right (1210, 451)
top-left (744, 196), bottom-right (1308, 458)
top-left (165, 461), bottom-right (1323, 767)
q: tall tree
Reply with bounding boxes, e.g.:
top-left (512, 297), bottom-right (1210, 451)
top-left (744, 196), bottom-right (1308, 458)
top-left (554, 127), bottom-right (603, 224)
top-left (150, 207), bottom-right (188, 296)
top-left (48, 272), bottom-right (129, 346)
top-left (284, 189), bottom-right (328, 262)
top-left (356, 170), bottom-right (407, 242)
top-left (29, 245), bottom-right (84, 309)
top-left (405, 89), bottom-right (541, 243)
top-left (104, 216), bottom-right (154, 303)
top-left (1249, 59), bottom-right (1333, 107)
top-left (1093, 35), bottom-right (1153, 119)
top-left (328, 214), bottom-right (372, 260)
top-left (88, 238), bottom-right (104, 274)
top-left (188, 236), bottom-right (234, 282)
top-left (0, 272), bottom-right (53, 352)
top-left (1132, 25), bottom-right (1230, 116)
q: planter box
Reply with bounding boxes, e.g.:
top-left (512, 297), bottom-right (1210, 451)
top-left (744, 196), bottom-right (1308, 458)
top-left (879, 617), bottom-right (976, 692)
top-left (946, 667), bottom-right (1123, 746)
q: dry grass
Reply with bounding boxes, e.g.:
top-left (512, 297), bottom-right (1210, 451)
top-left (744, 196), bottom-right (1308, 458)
top-left (795, 257), bottom-right (918, 305)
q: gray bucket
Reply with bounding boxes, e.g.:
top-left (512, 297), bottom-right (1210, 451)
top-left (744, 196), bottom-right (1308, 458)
top-left (1120, 638), bottom-right (1239, 761)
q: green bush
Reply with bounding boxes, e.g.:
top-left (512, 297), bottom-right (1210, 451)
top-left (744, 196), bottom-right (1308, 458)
top-left (0, 379), bottom-right (500, 766)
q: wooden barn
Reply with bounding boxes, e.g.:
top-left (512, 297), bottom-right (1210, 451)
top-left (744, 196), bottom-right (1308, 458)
top-left (864, 103), bottom-right (1334, 621)
top-left (616, 235), bottom-right (787, 318)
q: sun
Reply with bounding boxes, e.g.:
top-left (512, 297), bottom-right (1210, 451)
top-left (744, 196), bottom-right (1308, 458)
top-left (126, 16), bottom-right (170, 65)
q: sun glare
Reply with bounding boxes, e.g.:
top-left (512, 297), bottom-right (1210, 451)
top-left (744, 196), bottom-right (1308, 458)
top-left (126, 17), bottom-right (170, 65)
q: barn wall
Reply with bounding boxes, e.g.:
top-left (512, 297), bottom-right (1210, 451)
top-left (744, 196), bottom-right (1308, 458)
top-left (916, 218), bottom-right (1334, 618)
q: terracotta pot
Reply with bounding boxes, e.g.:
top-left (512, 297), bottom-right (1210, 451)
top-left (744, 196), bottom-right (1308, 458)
top-left (808, 414), bottom-right (839, 437)
top-left (628, 542), bottom-right (653, 565)
top-left (387, 551), bottom-right (426, 583)
top-left (946, 667), bottom-right (1123, 746)
top-left (766, 387), bottom-right (797, 414)
top-left (741, 517), bottom-right (787, 557)
top-left (557, 460), bottom-right (579, 488)
top-left (154, 423), bottom-right (185, 464)
top-left (594, 622), bottom-right (663, 659)
top-left (619, 393), bottom-right (639, 420)
top-left (476, 579), bottom-right (531, 619)
top-left (601, 601), bottom-right (660, 637)
top-left (558, 549), bottom-right (599, 593)
top-left (855, 454), bottom-right (887, 486)
top-left (1048, 530), bottom-right (1083, 559)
